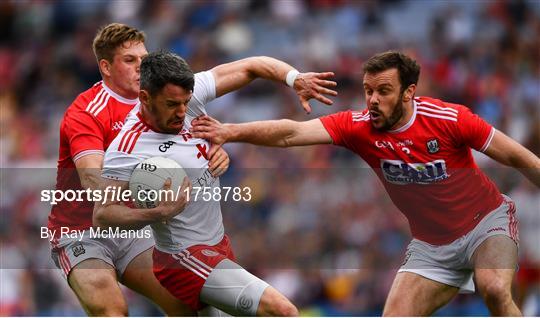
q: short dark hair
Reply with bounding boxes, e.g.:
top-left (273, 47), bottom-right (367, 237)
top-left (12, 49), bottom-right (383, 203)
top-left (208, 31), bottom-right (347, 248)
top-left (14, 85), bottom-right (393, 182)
top-left (363, 51), bottom-right (420, 91)
top-left (93, 23), bottom-right (145, 63)
top-left (140, 51), bottom-right (195, 97)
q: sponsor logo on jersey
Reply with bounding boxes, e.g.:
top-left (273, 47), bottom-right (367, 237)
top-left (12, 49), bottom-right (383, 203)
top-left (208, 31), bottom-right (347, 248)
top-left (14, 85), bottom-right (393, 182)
top-left (195, 169), bottom-right (217, 187)
top-left (159, 141), bottom-right (176, 152)
top-left (381, 159), bottom-right (449, 184)
top-left (72, 243), bottom-right (86, 257)
top-left (426, 138), bottom-right (440, 154)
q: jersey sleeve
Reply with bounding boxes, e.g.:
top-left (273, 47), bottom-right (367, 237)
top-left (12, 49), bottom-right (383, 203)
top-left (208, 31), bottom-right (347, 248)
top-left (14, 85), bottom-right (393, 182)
top-left (319, 111), bottom-right (355, 147)
top-left (102, 149), bottom-right (141, 182)
top-left (64, 109), bottom-right (106, 161)
top-left (186, 71), bottom-right (216, 117)
top-left (456, 107), bottom-right (495, 152)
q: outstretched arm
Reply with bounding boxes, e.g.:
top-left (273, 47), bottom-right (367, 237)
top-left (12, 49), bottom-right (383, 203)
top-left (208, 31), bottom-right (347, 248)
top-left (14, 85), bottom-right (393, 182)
top-left (192, 115), bottom-right (333, 148)
top-left (484, 129), bottom-right (540, 187)
top-left (210, 56), bottom-right (337, 113)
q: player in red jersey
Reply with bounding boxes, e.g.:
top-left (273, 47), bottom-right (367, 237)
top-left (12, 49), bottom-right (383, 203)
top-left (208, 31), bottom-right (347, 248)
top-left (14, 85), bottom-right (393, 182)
top-left (49, 23), bottom-right (337, 315)
top-left (49, 23), bottom-right (197, 316)
top-left (192, 51), bottom-right (540, 316)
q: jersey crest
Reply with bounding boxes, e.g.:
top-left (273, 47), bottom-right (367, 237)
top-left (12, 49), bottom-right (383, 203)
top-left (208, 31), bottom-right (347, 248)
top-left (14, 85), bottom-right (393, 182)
top-left (426, 138), bottom-right (440, 154)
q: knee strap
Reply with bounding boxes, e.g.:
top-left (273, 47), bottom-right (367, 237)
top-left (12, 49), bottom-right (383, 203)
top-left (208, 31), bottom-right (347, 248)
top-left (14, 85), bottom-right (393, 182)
top-left (200, 259), bottom-right (269, 316)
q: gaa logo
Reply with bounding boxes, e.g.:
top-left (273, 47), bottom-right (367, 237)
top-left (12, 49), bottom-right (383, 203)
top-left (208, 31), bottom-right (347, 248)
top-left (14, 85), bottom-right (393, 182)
top-left (159, 141), bottom-right (176, 152)
top-left (140, 163), bottom-right (157, 172)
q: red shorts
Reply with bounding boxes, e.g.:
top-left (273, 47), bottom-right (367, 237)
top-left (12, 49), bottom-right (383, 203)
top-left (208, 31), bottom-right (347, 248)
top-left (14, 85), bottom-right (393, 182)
top-left (153, 235), bottom-right (236, 311)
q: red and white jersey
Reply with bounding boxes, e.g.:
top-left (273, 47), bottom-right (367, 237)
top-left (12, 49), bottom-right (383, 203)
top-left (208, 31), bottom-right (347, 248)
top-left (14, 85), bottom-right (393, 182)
top-left (48, 81), bottom-right (138, 233)
top-left (320, 96), bottom-right (503, 244)
top-left (102, 71), bottom-right (224, 253)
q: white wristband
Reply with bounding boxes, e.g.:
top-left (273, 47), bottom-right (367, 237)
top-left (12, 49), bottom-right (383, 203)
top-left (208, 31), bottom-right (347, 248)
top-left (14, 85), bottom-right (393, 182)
top-left (285, 70), bottom-right (299, 88)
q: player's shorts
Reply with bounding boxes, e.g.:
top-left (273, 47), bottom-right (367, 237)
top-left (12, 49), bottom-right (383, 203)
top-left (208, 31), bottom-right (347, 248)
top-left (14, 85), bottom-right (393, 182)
top-left (153, 235), bottom-right (235, 311)
top-left (153, 234), bottom-right (268, 314)
top-left (399, 195), bottom-right (519, 293)
top-left (50, 227), bottom-right (154, 279)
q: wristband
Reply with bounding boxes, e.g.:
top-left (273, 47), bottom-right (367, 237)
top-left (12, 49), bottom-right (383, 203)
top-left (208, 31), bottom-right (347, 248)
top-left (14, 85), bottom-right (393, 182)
top-left (285, 70), bottom-right (299, 88)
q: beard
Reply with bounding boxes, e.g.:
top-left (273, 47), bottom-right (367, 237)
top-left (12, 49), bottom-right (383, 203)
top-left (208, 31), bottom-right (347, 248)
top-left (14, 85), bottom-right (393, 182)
top-left (143, 102), bottom-right (180, 134)
top-left (372, 92), bottom-right (405, 131)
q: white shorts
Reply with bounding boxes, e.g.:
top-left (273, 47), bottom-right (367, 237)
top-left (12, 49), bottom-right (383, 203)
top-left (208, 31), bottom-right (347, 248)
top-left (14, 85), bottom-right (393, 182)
top-left (50, 227), bottom-right (154, 279)
top-left (399, 195), bottom-right (519, 293)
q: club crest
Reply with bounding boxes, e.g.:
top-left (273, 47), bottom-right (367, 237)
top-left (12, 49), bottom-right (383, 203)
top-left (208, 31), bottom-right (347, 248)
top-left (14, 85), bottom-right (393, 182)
top-left (426, 139), bottom-right (440, 154)
top-left (72, 243), bottom-right (86, 257)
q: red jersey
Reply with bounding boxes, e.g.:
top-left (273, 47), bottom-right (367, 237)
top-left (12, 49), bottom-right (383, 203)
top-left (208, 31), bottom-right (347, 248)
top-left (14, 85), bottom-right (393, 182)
top-left (320, 96), bottom-right (503, 244)
top-left (48, 81), bottom-right (138, 232)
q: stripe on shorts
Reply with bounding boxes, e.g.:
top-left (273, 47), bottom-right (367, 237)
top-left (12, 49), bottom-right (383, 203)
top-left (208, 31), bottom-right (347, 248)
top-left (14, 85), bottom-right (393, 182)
top-left (180, 250), bottom-right (213, 272)
top-left (51, 237), bottom-right (71, 276)
top-left (506, 200), bottom-right (519, 243)
top-left (171, 251), bottom-right (214, 280)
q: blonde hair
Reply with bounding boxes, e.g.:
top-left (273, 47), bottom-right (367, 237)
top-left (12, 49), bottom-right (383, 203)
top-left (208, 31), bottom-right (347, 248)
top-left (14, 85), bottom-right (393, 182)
top-left (92, 23), bottom-right (145, 62)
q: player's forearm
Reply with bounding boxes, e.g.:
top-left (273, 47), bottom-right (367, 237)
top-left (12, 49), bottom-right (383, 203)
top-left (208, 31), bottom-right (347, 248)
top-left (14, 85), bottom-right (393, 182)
top-left (499, 137), bottom-right (540, 187)
top-left (93, 204), bottom-right (165, 230)
top-left (244, 56), bottom-right (294, 83)
top-left (485, 130), bottom-right (540, 187)
top-left (80, 171), bottom-right (102, 190)
top-left (75, 154), bottom-right (106, 190)
top-left (213, 57), bottom-right (296, 97)
top-left (509, 151), bottom-right (540, 187)
top-left (226, 120), bottom-right (297, 147)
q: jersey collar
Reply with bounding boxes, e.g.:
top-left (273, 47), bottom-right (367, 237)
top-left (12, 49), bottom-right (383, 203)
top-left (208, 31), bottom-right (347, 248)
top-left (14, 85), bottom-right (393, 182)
top-left (388, 99), bottom-right (417, 134)
top-left (102, 81), bottom-right (139, 105)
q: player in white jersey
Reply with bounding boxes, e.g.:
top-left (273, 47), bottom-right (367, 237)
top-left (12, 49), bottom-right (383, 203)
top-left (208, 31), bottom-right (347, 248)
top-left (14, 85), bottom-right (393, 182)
top-left (101, 70), bottom-right (225, 251)
top-left (94, 52), bottom-right (304, 316)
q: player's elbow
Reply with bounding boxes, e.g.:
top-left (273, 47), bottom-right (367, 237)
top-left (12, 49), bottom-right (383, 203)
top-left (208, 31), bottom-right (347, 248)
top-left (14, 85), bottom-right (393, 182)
top-left (281, 135), bottom-right (295, 148)
top-left (506, 149), bottom-right (537, 169)
top-left (92, 213), bottom-right (105, 228)
top-left (280, 120), bottom-right (301, 147)
top-left (92, 207), bottom-right (109, 228)
top-left (246, 56), bottom-right (278, 77)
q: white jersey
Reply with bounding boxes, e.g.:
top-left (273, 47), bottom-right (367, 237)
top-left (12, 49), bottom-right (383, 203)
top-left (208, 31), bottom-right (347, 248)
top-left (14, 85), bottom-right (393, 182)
top-left (102, 71), bottom-right (224, 253)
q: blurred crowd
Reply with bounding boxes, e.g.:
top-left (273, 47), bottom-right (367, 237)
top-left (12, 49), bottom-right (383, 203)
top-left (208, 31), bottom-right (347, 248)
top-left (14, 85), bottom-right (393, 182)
top-left (1, 0), bottom-right (539, 316)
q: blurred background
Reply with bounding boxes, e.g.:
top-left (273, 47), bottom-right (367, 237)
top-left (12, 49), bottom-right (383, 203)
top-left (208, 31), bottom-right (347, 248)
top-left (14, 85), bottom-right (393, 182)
top-left (1, 0), bottom-right (539, 316)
